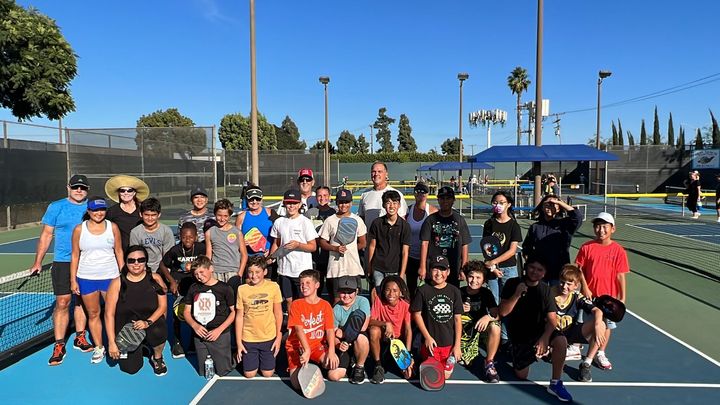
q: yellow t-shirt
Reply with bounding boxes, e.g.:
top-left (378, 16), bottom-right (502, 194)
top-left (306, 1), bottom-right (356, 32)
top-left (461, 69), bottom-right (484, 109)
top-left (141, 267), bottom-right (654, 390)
top-left (236, 280), bottom-right (283, 342)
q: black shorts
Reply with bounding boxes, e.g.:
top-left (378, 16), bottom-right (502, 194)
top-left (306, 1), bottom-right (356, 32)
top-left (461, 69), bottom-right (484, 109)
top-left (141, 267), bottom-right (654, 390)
top-left (337, 349), bottom-right (352, 370)
top-left (556, 324), bottom-right (588, 345)
top-left (170, 271), bottom-right (194, 297)
top-left (51, 262), bottom-right (71, 296)
top-left (242, 339), bottom-right (277, 373)
top-left (511, 342), bottom-right (538, 371)
top-left (279, 275), bottom-right (302, 300)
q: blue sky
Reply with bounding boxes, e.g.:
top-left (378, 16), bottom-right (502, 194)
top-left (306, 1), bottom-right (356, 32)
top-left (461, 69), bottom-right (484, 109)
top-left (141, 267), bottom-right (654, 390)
top-left (5, 0), bottom-right (720, 152)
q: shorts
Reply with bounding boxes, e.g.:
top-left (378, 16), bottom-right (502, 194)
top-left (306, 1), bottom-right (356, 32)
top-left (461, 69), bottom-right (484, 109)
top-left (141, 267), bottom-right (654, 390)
top-left (213, 271), bottom-right (236, 283)
top-left (511, 342), bottom-right (538, 371)
top-left (242, 339), bottom-right (277, 373)
top-left (372, 271), bottom-right (397, 290)
top-left (279, 275), bottom-right (302, 300)
top-left (170, 271), bottom-right (194, 297)
top-left (285, 341), bottom-right (327, 371)
top-left (51, 262), bottom-right (71, 296)
top-left (553, 324), bottom-right (588, 345)
top-left (419, 344), bottom-right (454, 372)
top-left (77, 278), bottom-right (113, 295)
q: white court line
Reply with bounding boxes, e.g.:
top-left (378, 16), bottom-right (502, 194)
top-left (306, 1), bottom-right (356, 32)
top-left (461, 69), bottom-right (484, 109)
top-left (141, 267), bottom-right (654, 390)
top-left (0, 237), bottom-right (39, 246)
top-left (626, 223), bottom-right (720, 246)
top-left (188, 375), bottom-right (220, 405)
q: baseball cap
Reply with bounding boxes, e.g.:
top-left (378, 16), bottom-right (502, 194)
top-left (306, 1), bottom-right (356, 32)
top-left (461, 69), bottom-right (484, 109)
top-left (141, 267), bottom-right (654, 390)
top-left (246, 188), bottom-right (263, 200)
top-left (336, 276), bottom-right (359, 292)
top-left (87, 198), bottom-right (107, 211)
top-left (437, 186), bottom-right (455, 198)
top-left (430, 255), bottom-right (450, 270)
top-left (283, 189), bottom-right (302, 204)
top-left (68, 175), bottom-right (89, 187)
top-left (414, 182), bottom-right (430, 194)
top-left (335, 189), bottom-right (353, 203)
top-left (190, 186), bottom-right (208, 198)
top-left (592, 212), bottom-right (615, 226)
top-left (297, 168), bottom-right (314, 180)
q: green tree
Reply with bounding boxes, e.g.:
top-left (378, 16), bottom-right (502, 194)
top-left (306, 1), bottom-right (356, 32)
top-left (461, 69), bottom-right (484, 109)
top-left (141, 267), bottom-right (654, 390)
top-left (310, 140), bottom-right (336, 154)
top-left (677, 126), bottom-right (685, 149)
top-left (0, 0), bottom-right (77, 120)
top-left (136, 108), bottom-right (206, 158)
top-left (441, 137), bottom-right (460, 155)
top-left (640, 119), bottom-right (648, 145)
top-left (275, 115), bottom-right (306, 150)
top-left (356, 134), bottom-right (370, 154)
top-left (652, 106), bottom-right (661, 145)
top-left (710, 109), bottom-right (720, 148)
top-left (617, 119), bottom-right (624, 146)
top-left (397, 114), bottom-right (417, 152)
top-left (218, 112), bottom-right (277, 151)
top-left (667, 113), bottom-right (675, 146)
top-left (336, 130), bottom-right (358, 154)
top-left (627, 131), bottom-right (635, 146)
top-left (611, 120), bottom-right (618, 145)
top-left (507, 67), bottom-right (531, 146)
top-left (694, 128), bottom-right (704, 149)
top-left (373, 107), bottom-right (396, 153)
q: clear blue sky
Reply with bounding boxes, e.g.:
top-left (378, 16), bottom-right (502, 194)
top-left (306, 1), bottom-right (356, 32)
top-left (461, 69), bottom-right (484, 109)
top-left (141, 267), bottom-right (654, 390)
top-left (5, 0), bottom-right (720, 152)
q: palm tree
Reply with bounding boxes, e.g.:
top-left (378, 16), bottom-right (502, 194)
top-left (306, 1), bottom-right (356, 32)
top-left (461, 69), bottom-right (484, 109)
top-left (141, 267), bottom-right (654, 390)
top-left (507, 67), bottom-right (531, 146)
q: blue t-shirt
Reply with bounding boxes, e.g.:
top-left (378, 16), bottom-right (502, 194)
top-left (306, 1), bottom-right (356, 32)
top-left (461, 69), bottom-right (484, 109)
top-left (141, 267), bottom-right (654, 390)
top-left (41, 198), bottom-right (87, 262)
top-left (333, 296), bottom-right (371, 328)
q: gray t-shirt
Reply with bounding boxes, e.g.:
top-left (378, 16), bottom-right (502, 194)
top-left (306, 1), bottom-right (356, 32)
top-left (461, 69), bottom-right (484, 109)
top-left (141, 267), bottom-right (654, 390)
top-left (129, 223), bottom-right (175, 272)
top-left (208, 225), bottom-right (242, 274)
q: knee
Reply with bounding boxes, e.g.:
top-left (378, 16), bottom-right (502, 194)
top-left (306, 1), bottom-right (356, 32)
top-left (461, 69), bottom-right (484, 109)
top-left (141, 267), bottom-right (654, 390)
top-left (514, 367), bottom-right (529, 380)
top-left (552, 335), bottom-right (567, 349)
top-left (369, 326), bottom-right (381, 340)
top-left (327, 370), bottom-right (344, 382)
top-left (55, 297), bottom-right (71, 310)
top-left (260, 369), bottom-right (275, 378)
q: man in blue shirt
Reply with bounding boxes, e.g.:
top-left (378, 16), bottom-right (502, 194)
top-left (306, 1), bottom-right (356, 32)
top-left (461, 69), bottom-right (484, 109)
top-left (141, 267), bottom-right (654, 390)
top-left (31, 175), bottom-right (92, 366)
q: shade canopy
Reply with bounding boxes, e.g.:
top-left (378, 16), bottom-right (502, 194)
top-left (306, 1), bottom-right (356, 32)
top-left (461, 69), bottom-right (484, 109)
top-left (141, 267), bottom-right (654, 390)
top-left (469, 144), bottom-right (619, 163)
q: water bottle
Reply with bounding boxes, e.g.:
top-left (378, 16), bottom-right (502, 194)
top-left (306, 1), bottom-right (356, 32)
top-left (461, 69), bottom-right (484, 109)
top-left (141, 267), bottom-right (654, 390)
top-left (446, 354), bottom-right (456, 370)
top-left (204, 355), bottom-right (215, 380)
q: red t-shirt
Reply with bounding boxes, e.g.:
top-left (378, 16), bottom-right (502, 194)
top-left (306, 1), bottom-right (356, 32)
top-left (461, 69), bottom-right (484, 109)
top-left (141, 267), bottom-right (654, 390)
top-left (576, 240), bottom-right (629, 298)
top-left (370, 296), bottom-right (410, 339)
top-left (287, 298), bottom-right (334, 350)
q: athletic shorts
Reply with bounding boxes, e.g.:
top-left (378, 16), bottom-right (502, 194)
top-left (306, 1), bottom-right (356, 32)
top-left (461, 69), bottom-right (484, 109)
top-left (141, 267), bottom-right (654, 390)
top-left (51, 262), bottom-right (72, 296)
top-left (77, 277), bottom-right (113, 295)
top-left (286, 342), bottom-right (327, 371)
top-left (372, 271), bottom-right (397, 290)
top-left (213, 271), bottom-right (236, 284)
top-left (279, 275), bottom-right (302, 300)
top-left (419, 344), bottom-right (454, 372)
top-left (554, 324), bottom-right (588, 345)
top-left (511, 342), bottom-right (538, 371)
top-left (242, 339), bottom-right (277, 373)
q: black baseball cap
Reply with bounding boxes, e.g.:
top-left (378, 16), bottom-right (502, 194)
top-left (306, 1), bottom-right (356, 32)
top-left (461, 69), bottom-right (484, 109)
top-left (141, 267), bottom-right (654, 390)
top-left (335, 189), bottom-right (353, 203)
top-left (414, 182), bottom-right (430, 194)
top-left (190, 186), bottom-right (208, 198)
top-left (68, 175), bottom-right (89, 187)
top-left (337, 276), bottom-right (359, 292)
top-left (283, 189), bottom-right (301, 204)
top-left (437, 186), bottom-right (455, 198)
top-left (430, 255), bottom-right (450, 270)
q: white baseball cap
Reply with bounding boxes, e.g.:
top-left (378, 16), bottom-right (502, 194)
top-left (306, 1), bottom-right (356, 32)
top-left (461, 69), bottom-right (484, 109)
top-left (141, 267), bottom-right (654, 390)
top-left (592, 212), bottom-right (615, 226)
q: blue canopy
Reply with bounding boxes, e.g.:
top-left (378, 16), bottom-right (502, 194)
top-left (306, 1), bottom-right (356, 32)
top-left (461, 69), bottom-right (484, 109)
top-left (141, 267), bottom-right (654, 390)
top-left (429, 161), bottom-right (494, 170)
top-left (416, 164), bottom-right (434, 171)
top-left (469, 144), bottom-right (618, 162)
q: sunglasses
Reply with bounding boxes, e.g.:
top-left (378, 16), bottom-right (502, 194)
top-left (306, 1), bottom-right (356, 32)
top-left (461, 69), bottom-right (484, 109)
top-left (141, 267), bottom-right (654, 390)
top-left (70, 185), bottom-right (89, 191)
top-left (118, 188), bottom-right (136, 193)
top-left (414, 190), bottom-right (428, 195)
top-left (126, 257), bottom-right (147, 264)
top-left (298, 178), bottom-right (313, 183)
top-left (247, 197), bottom-right (262, 202)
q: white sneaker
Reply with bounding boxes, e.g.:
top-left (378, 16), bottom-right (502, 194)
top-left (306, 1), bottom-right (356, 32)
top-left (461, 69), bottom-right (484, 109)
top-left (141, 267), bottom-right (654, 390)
top-left (565, 344), bottom-right (582, 361)
top-left (593, 351), bottom-right (612, 370)
top-left (91, 346), bottom-right (105, 364)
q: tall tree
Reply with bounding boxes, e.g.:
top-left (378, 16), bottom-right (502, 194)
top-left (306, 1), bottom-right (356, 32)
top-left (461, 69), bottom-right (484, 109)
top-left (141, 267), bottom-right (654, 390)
top-left (710, 109), bottom-right (720, 148)
top-left (373, 107), bottom-right (396, 153)
top-left (640, 119), bottom-right (648, 145)
top-left (136, 108), bottom-right (206, 158)
top-left (336, 130), bottom-right (358, 154)
top-left (356, 134), bottom-right (370, 154)
top-left (507, 67), bottom-right (531, 146)
top-left (310, 140), bottom-right (336, 154)
top-left (218, 112), bottom-right (277, 151)
top-left (611, 120), bottom-right (618, 145)
top-left (397, 114), bottom-right (417, 152)
top-left (627, 131), bottom-right (635, 146)
top-left (441, 137), bottom-right (460, 155)
top-left (617, 119), bottom-right (624, 146)
top-left (652, 106), bottom-right (661, 145)
top-left (0, 0), bottom-right (77, 120)
top-left (677, 126), bottom-right (685, 149)
top-left (275, 115), bottom-right (306, 150)
top-left (694, 128), bottom-right (704, 149)
top-left (667, 113), bottom-right (675, 146)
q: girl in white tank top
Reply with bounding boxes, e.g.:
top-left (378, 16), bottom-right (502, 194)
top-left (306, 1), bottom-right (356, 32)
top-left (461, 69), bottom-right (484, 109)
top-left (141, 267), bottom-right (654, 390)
top-left (407, 202), bottom-right (431, 260)
top-left (77, 219), bottom-right (121, 280)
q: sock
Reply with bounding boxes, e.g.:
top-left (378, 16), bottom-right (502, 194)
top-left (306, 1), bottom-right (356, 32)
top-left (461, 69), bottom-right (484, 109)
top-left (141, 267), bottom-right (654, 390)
top-left (582, 357), bottom-right (592, 365)
top-left (55, 339), bottom-right (65, 345)
top-left (550, 379), bottom-right (559, 385)
top-left (597, 350), bottom-right (605, 356)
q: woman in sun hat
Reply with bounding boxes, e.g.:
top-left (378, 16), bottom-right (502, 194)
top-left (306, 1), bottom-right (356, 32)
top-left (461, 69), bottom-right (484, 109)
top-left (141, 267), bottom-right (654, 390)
top-left (105, 175), bottom-right (150, 252)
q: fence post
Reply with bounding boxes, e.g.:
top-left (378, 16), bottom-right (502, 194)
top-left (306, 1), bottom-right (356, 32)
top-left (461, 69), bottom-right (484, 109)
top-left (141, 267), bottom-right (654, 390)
top-left (65, 128), bottom-right (71, 179)
top-left (6, 206), bottom-right (10, 230)
top-left (211, 126), bottom-right (218, 202)
top-left (3, 121), bottom-right (7, 148)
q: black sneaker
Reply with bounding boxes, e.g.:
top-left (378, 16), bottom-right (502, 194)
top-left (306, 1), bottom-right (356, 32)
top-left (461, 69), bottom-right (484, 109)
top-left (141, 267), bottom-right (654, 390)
top-left (171, 341), bottom-right (185, 359)
top-left (485, 361), bottom-right (500, 383)
top-left (48, 342), bottom-right (66, 366)
top-left (370, 365), bottom-right (385, 384)
top-left (151, 356), bottom-right (168, 376)
top-left (579, 361), bottom-right (592, 382)
top-left (350, 365), bottom-right (365, 384)
top-left (73, 331), bottom-right (93, 352)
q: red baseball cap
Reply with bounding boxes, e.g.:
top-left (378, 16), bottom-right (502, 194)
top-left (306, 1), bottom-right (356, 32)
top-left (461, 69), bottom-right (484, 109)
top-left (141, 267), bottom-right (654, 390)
top-left (297, 168), bottom-right (314, 180)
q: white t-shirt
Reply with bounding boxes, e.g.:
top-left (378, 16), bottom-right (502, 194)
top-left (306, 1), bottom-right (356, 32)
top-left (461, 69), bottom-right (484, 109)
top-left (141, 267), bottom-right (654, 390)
top-left (318, 213), bottom-right (367, 278)
top-left (270, 215), bottom-right (319, 277)
top-left (357, 186), bottom-right (408, 230)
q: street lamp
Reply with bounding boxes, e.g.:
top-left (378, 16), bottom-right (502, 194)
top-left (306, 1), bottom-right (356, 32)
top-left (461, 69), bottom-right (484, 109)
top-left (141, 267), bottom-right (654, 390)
top-left (595, 70), bottom-right (612, 194)
top-left (319, 76), bottom-right (330, 186)
top-left (458, 72), bottom-right (469, 188)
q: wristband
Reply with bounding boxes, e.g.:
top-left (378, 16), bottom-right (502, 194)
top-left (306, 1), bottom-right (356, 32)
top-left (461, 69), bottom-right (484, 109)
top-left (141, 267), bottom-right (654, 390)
top-left (146, 319), bottom-right (154, 326)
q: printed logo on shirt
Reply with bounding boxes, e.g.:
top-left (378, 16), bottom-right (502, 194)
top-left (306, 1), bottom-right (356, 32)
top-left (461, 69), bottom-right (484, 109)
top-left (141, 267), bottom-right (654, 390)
top-left (431, 221), bottom-right (459, 250)
top-left (143, 236), bottom-right (165, 247)
top-left (106, 238), bottom-right (114, 245)
top-left (428, 294), bottom-right (454, 324)
top-left (492, 231), bottom-right (507, 246)
top-left (227, 233), bottom-right (238, 244)
top-left (301, 310), bottom-right (326, 340)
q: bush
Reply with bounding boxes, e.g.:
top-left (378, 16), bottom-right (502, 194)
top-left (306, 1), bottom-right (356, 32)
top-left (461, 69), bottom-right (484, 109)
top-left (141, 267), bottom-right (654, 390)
top-left (332, 152), bottom-right (463, 163)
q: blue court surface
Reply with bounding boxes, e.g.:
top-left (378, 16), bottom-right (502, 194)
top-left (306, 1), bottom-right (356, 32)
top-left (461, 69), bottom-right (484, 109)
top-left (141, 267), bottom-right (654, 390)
top-left (629, 223), bottom-right (720, 245)
top-left (0, 237), bottom-right (52, 254)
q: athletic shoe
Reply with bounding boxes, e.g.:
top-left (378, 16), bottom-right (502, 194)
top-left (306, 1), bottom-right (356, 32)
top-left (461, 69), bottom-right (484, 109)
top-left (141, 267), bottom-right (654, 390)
top-left (90, 346), bottom-right (105, 364)
top-left (151, 356), bottom-right (168, 376)
top-left (593, 352), bottom-right (613, 370)
top-left (370, 365), bottom-right (385, 384)
top-left (48, 342), bottom-right (66, 366)
top-left (485, 362), bottom-right (499, 383)
top-left (350, 365), bottom-right (365, 384)
top-left (579, 361), bottom-right (592, 382)
top-left (171, 341), bottom-right (185, 359)
top-left (565, 344), bottom-right (582, 361)
top-left (73, 331), bottom-right (93, 352)
top-left (547, 380), bottom-right (573, 402)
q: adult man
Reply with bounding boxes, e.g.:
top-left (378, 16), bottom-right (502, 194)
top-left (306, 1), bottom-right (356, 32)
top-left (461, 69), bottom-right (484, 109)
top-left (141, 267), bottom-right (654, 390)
top-left (31, 175), bottom-right (92, 366)
top-left (277, 168), bottom-right (318, 216)
top-left (357, 161), bottom-right (408, 230)
top-left (178, 186), bottom-right (214, 242)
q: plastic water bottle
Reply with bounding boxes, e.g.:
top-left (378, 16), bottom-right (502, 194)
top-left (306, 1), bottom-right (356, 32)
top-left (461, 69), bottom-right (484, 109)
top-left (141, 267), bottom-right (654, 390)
top-left (204, 355), bottom-right (215, 380)
top-left (446, 354), bottom-right (456, 370)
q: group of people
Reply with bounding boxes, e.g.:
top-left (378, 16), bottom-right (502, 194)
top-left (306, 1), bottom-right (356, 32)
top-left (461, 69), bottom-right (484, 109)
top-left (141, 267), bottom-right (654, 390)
top-left (685, 170), bottom-right (720, 222)
top-left (34, 161), bottom-right (630, 402)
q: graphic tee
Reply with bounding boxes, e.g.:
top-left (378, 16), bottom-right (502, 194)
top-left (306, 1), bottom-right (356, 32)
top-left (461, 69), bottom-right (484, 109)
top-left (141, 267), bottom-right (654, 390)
top-left (411, 284), bottom-right (463, 347)
top-left (184, 281), bottom-right (235, 333)
top-left (421, 211), bottom-right (472, 276)
top-left (286, 298), bottom-right (334, 351)
top-left (482, 217), bottom-right (522, 268)
top-left (236, 280), bottom-right (283, 342)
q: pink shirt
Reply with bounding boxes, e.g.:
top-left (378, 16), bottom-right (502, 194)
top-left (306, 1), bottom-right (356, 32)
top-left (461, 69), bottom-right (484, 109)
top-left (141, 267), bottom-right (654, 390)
top-left (370, 296), bottom-right (410, 339)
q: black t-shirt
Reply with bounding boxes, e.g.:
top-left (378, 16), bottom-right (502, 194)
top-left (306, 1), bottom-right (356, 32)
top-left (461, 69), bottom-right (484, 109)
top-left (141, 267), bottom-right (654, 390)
top-left (500, 277), bottom-right (556, 343)
top-left (106, 203), bottom-right (142, 253)
top-left (411, 283), bottom-right (463, 347)
top-left (183, 281), bottom-right (235, 333)
top-left (162, 242), bottom-right (205, 273)
top-left (461, 286), bottom-right (497, 322)
top-left (482, 217), bottom-right (522, 268)
top-left (368, 216), bottom-right (412, 274)
top-left (420, 211), bottom-right (472, 276)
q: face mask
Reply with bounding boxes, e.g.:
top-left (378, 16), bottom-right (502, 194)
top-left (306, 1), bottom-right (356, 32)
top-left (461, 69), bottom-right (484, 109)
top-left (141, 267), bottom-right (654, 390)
top-left (493, 205), bottom-right (505, 214)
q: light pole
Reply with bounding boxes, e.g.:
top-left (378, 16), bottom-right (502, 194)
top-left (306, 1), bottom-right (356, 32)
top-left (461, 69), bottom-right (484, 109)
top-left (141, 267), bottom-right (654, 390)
top-left (595, 70), bottom-right (612, 194)
top-left (458, 72), bottom-right (469, 188)
top-left (319, 76), bottom-right (330, 186)
top-left (532, 0), bottom-right (544, 206)
top-left (249, 0), bottom-right (259, 186)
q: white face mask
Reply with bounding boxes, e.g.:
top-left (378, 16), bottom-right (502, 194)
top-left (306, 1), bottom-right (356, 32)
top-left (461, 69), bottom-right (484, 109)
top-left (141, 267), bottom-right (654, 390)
top-left (492, 204), bottom-right (505, 215)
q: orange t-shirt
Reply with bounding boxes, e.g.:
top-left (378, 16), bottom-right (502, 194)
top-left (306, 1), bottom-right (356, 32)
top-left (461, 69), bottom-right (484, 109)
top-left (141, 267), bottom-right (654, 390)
top-left (576, 240), bottom-right (629, 298)
top-left (286, 298), bottom-right (334, 350)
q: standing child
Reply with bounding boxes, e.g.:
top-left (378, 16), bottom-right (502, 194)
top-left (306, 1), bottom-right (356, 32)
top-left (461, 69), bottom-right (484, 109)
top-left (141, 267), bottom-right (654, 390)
top-left (205, 199), bottom-right (248, 283)
top-left (715, 173), bottom-right (720, 223)
top-left (183, 256), bottom-right (236, 377)
top-left (368, 275), bottom-right (413, 384)
top-left (411, 256), bottom-right (463, 380)
top-left (313, 186), bottom-right (338, 296)
top-left (332, 276), bottom-right (371, 384)
top-left (285, 270), bottom-right (339, 391)
top-left (235, 256), bottom-right (283, 378)
top-left (576, 212), bottom-right (629, 371)
top-left (129, 198), bottom-right (175, 273)
top-left (459, 261), bottom-right (501, 383)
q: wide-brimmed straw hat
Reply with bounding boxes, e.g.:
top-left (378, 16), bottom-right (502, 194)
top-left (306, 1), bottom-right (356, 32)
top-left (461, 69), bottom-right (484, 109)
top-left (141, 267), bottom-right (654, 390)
top-left (104, 175), bottom-right (150, 202)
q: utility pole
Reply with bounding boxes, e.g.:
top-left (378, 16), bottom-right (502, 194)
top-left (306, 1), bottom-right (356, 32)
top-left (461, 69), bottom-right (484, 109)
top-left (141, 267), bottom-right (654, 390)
top-left (369, 125), bottom-right (374, 154)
